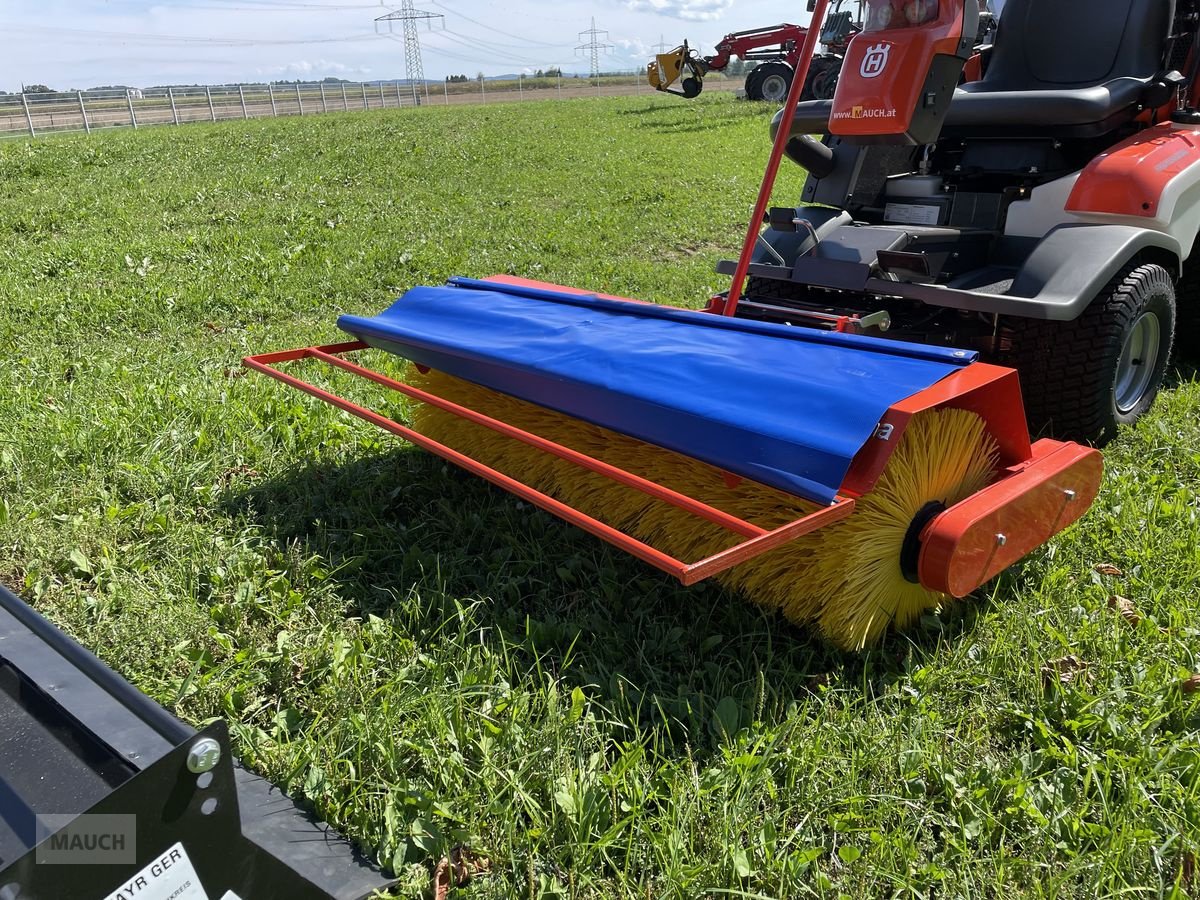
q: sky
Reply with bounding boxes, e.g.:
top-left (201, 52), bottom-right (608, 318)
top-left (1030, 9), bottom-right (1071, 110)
top-left (1, 0), bottom-right (812, 92)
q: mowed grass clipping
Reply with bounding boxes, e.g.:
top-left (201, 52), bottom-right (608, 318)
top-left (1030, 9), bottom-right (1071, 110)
top-left (1, 94), bottom-right (1199, 898)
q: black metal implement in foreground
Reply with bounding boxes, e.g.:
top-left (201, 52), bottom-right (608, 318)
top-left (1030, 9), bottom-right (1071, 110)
top-left (0, 583), bottom-right (394, 900)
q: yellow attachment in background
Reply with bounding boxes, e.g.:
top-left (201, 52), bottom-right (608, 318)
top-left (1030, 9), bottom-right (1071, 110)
top-left (648, 47), bottom-right (691, 92)
top-left (406, 367), bottom-right (998, 650)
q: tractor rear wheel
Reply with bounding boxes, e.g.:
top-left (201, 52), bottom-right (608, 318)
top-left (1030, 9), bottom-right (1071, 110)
top-left (743, 66), bottom-right (764, 100)
top-left (1004, 262), bottom-right (1176, 446)
top-left (748, 62), bottom-right (793, 103)
top-left (802, 56), bottom-right (842, 100)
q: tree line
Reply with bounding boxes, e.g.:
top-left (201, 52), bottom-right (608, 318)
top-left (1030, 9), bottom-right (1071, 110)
top-left (444, 67), bottom-right (565, 83)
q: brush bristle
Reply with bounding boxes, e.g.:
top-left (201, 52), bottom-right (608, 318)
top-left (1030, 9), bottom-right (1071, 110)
top-left (406, 367), bottom-right (998, 650)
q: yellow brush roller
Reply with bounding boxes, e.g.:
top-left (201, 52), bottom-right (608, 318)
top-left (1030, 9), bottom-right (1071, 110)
top-left (406, 366), bottom-right (998, 650)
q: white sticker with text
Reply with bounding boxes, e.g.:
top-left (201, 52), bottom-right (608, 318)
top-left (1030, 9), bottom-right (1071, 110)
top-left (101, 842), bottom-right (208, 900)
top-left (884, 202), bottom-right (943, 226)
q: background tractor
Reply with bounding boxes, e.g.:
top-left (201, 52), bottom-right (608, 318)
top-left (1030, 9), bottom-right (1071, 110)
top-left (647, 1), bottom-right (866, 102)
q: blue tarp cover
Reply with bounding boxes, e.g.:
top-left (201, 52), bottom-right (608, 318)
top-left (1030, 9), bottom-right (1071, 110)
top-left (338, 278), bottom-right (976, 505)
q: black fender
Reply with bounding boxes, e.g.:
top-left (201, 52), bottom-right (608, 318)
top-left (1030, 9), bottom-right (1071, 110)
top-left (1003, 224), bottom-right (1182, 321)
top-left (854, 224), bottom-right (1183, 322)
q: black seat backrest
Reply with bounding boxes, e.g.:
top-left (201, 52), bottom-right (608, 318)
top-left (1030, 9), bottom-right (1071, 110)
top-left (984, 0), bottom-right (1174, 90)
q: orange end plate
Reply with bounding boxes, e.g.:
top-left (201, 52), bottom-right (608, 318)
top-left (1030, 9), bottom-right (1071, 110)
top-left (918, 439), bottom-right (1104, 597)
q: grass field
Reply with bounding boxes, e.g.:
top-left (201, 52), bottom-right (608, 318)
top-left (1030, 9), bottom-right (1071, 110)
top-left (2, 94), bottom-right (1199, 898)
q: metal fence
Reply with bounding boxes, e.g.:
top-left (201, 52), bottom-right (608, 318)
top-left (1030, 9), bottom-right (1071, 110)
top-left (0, 74), bottom-right (747, 139)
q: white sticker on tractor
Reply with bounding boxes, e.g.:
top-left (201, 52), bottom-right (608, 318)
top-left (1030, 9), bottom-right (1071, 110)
top-left (884, 202), bottom-right (942, 226)
top-left (101, 843), bottom-right (209, 900)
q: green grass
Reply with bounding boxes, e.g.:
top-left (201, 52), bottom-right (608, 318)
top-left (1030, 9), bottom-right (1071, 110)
top-left (1, 94), bottom-right (1199, 898)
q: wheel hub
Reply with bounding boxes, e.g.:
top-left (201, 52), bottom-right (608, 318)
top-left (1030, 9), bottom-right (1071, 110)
top-left (1114, 311), bottom-right (1162, 414)
top-left (811, 67), bottom-right (837, 100)
top-left (760, 74), bottom-right (789, 103)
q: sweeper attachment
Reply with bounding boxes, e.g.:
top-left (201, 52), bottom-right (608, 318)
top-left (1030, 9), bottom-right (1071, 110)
top-left (247, 275), bottom-right (1100, 649)
top-left (0, 583), bottom-right (394, 899)
top-left (247, 0), bottom-right (1112, 649)
top-left (647, 40), bottom-right (708, 99)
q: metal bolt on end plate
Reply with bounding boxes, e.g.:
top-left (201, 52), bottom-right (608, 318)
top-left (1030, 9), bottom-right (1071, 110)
top-left (995, 533), bottom-right (1007, 547)
top-left (187, 737), bottom-right (222, 774)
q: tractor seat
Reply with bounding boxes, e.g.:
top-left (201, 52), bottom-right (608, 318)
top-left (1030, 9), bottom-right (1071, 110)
top-left (782, 0), bottom-right (1174, 140)
top-left (944, 78), bottom-right (1159, 137)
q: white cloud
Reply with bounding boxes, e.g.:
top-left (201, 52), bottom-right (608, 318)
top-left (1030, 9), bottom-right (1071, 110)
top-left (614, 37), bottom-right (649, 55)
top-left (623, 0), bottom-right (734, 22)
top-left (264, 59), bottom-right (371, 78)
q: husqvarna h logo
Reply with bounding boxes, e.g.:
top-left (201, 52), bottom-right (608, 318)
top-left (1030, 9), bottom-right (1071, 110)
top-left (860, 43), bottom-right (891, 78)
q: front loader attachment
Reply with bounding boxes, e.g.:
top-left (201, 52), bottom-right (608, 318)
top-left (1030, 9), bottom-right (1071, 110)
top-left (647, 42), bottom-right (706, 98)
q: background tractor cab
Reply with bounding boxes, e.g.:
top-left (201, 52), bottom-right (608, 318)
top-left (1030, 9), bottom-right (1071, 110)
top-left (726, 0), bottom-right (1199, 445)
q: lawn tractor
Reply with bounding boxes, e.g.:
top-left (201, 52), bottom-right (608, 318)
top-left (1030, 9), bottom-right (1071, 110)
top-left (752, 0), bottom-right (1198, 446)
top-left (648, 4), bottom-right (865, 103)
top-left (245, 0), bottom-right (1187, 649)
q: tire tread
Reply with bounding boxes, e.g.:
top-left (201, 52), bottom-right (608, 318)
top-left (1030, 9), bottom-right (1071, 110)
top-left (1003, 262), bottom-right (1176, 445)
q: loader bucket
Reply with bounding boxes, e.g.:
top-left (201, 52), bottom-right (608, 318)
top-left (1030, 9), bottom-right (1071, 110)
top-left (0, 583), bottom-right (394, 899)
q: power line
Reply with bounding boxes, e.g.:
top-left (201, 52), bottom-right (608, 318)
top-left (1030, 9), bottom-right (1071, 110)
top-left (420, 32), bottom-right (574, 72)
top-left (652, 35), bottom-right (671, 54)
top-left (437, 36), bottom-right (542, 66)
top-left (375, 0), bottom-right (444, 103)
top-left (414, 38), bottom-right (504, 67)
top-left (575, 18), bottom-right (613, 81)
top-left (428, 0), bottom-right (565, 48)
top-left (437, 29), bottom-right (570, 66)
top-left (417, 39), bottom-right (552, 70)
top-left (428, 33), bottom-right (542, 67)
top-left (441, 28), bottom-right (571, 54)
top-left (194, 0), bottom-right (378, 6)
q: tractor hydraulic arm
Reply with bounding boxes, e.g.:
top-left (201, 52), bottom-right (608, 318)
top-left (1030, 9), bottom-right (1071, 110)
top-left (709, 23), bottom-right (809, 68)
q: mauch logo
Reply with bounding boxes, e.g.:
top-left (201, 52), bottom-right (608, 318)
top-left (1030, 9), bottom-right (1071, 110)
top-left (860, 43), bottom-right (891, 78)
top-left (35, 814), bottom-right (137, 865)
top-left (833, 105), bottom-right (898, 120)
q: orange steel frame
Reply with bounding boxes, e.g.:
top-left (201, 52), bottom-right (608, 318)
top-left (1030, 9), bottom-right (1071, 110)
top-left (244, 342), bottom-right (857, 587)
